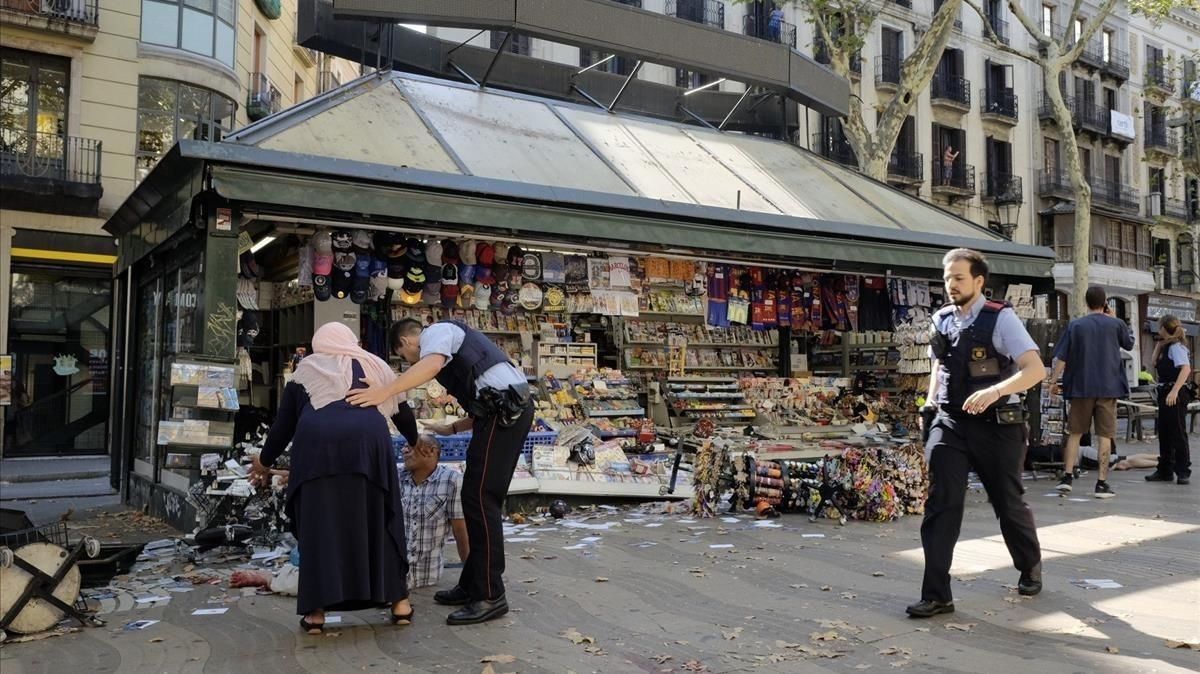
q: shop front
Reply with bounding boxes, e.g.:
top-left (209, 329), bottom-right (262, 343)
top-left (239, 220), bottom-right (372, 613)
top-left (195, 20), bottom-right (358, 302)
top-left (1140, 294), bottom-right (1200, 375)
top-left (103, 71), bottom-right (1055, 529)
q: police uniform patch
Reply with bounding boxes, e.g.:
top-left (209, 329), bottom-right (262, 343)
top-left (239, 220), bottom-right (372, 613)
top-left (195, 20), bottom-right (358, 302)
top-left (971, 346), bottom-right (988, 361)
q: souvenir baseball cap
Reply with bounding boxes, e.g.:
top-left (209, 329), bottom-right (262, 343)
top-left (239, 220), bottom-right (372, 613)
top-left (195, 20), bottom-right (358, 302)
top-left (422, 280), bottom-right (441, 306)
top-left (312, 230), bottom-right (333, 254)
top-left (313, 273), bottom-right (332, 301)
top-left (506, 245), bottom-right (525, 269)
top-left (351, 253), bottom-right (372, 304)
top-left (476, 265), bottom-right (496, 286)
top-left (400, 267), bottom-right (425, 306)
top-left (425, 239), bottom-right (444, 267)
top-left (441, 263), bottom-right (460, 306)
top-left (237, 311), bottom-right (260, 348)
top-left (405, 237), bottom-right (425, 264)
top-left (477, 242), bottom-right (495, 267)
top-left (461, 239), bottom-right (478, 265)
top-left (313, 251), bottom-right (334, 299)
top-left (331, 229), bottom-right (353, 251)
top-left (459, 283), bottom-right (476, 308)
top-left (459, 262), bottom-right (477, 285)
top-left (492, 279), bottom-right (508, 310)
top-left (352, 230), bottom-right (373, 255)
top-left (369, 258), bottom-right (388, 301)
top-left (474, 283), bottom-right (493, 311)
top-left (441, 239), bottom-right (460, 265)
top-left (373, 231), bottom-right (395, 258)
top-left (332, 267), bottom-right (354, 301)
top-left (493, 242), bottom-right (510, 266)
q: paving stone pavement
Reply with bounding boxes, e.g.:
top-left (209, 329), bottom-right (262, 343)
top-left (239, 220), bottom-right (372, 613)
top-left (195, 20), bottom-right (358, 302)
top-left (1, 469), bottom-right (1197, 674)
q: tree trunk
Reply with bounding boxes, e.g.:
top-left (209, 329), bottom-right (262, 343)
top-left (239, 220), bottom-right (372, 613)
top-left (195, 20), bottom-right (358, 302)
top-left (835, 0), bottom-right (963, 182)
top-left (1042, 58), bottom-right (1092, 318)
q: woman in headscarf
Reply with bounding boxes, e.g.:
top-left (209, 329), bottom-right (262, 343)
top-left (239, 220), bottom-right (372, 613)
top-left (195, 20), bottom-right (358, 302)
top-left (253, 322), bottom-right (414, 633)
top-left (1147, 314), bottom-right (1192, 485)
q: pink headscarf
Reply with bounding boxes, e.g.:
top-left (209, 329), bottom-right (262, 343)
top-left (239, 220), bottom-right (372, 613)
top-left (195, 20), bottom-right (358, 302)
top-left (290, 322), bottom-right (400, 418)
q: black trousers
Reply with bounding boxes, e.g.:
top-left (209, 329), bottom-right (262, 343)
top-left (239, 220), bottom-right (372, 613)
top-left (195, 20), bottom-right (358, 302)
top-left (1156, 388), bottom-right (1192, 478)
top-left (458, 403), bottom-right (534, 602)
top-left (921, 413), bottom-right (1042, 603)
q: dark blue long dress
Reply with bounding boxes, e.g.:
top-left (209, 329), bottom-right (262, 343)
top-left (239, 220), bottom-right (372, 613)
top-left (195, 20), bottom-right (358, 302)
top-left (259, 360), bottom-right (408, 614)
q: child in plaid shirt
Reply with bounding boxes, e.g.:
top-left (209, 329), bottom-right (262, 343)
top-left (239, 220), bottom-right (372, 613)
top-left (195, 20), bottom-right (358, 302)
top-left (398, 435), bottom-right (469, 588)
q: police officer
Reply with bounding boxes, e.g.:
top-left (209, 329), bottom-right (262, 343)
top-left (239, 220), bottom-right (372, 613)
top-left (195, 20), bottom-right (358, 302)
top-left (348, 318), bottom-right (533, 625)
top-left (908, 248), bottom-right (1045, 618)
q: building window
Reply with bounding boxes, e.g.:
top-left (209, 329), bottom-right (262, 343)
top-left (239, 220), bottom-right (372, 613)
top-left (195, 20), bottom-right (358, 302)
top-left (141, 0), bottom-right (236, 68)
top-left (1041, 5), bottom-right (1053, 35)
top-left (135, 77), bottom-right (235, 182)
top-left (1073, 18), bottom-right (1083, 43)
top-left (1, 49), bottom-right (68, 137)
top-left (293, 74), bottom-right (303, 106)
top-left (490, 31), bottom-right (531, 56)
top-left (1102, 30), bottom-right (1112, 62)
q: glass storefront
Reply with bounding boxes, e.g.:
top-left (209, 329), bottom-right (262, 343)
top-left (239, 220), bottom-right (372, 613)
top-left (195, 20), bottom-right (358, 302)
top-left (4, 265), bottom-right (111, 456)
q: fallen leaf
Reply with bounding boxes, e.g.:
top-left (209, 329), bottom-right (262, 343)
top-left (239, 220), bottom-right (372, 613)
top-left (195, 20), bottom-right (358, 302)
top-left (1105, 646), bottom-right (1119, 654)
top-left (856, 665), bottom-right (872, 670)
top-left (840, 591), bottom-right (858, 600)
top-left (527, 590), bottom-right (539, 596)
top-left (789, 583), bottom-right (807, 589)
top-left (595, 577), bottom-right (609, 583)
top-left (1003, 597), bottom-right (1022, 604)
top-left (148, 638), bottom-right (164, 643)
top-left (821, 585), bottom-right (832, 591)
top-left (722, 627), bottom-right (743, 640)
top-left (776, 640), bottom-right (802, 649)
top-left (945, 623), bottom-right (976, 632)
top-left (561, 628), bottom-right (595, 645)
top-left (653, 654), bottom-right (673, 664)
top-left (584, 646), bottom-right (606, 656)
top-left (520, 578), bottom-right (538, 584)
top-left (682, 660), bottom-right (709, 672)
top-left (879, 646), bottom-right (912, 656)
top-left (1165, 640), bottom-right (1200, 650)
top-left (481, 655), bottom-right (517, 664)
top-left (810, 630), bottom-right (842, 642)
top-left (872, 571), bottom-right (886, 577)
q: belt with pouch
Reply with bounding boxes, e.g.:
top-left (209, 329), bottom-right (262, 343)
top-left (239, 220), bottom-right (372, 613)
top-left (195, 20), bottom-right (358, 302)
top-left (939, 401), bottom-right (1027, 425)
top-left (470, 383), bottom-right (533, 427)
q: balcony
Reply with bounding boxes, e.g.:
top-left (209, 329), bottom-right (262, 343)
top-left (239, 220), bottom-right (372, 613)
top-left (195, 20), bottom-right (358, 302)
top-left (1146, 194), bottom-right (1190, 222)
top-left (811, 132), bottom-right (857, 168)
top-left (887, 150), bottom-right (923, 186)
top-left (1037, 92), bottom-right (1066, 124)
top-left (1038, 169), bottom-right (1074, 200)
top-left (931, 74), bottom-right (971, 112)
top-left (743, 13), bottom-right (796, 48)
top-left (1075, 100), bottom-right (1109, 135)
top-left (0, 126), bottom-right (103, 216)
top-left (892, 0), bottom-right (912, 8)
top-left (667, 0), bottom-right (724, 29)
top-left (980, 88), bottom-right (1018, 124)
top-left (1078, 40), bottom-right (1104, 70)
top-left (983, 13), bottom-right (1009, 45)
top-left (318, 70), bottom-right (341, 94)
top-left (983, 173), bottom-right (1022, 204)
top-left (247, 73), bottom-right (282, 122)
top-left (1182, 78), bottom-right (1200, 107)
top-left (932, 160), bottom-right (975, 198)
top-left (1101, 48), bottom-right (1130, 82)
top-left (1145, 61), bottom-right (1172, 97)
top-left (1090, 177), bottom-right (1140, 213)
top-left (1144, 123), bottom-right (1177, 158)
top-left (815, 41), bottom-right (861, 77)
top-left (1, 0), bottom-right (98, 40)
top-left (874, 55), bottom-right (902, 91)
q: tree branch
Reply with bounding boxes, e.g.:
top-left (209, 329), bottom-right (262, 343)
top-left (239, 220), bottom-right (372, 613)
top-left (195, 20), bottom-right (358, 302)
top-left (1004, 0), bottom-right (1047, 46)
top-left (1063, 0), bottom-right (1085, 45)
top-left (966, 0), bottom-right (1040, 61)
top-left (1064, 0), bottom-right (1119, 63)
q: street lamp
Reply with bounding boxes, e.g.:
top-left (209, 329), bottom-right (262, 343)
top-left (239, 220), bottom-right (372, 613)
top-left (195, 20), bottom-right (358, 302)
top-left (994, 198), bottom-right (1021, 240)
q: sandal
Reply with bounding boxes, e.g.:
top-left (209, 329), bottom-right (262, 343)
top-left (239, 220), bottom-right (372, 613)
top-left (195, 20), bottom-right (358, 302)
top-left (390, 609), bottom-right (414, 625)
top-left (300, 616), bottom-right (325, 634)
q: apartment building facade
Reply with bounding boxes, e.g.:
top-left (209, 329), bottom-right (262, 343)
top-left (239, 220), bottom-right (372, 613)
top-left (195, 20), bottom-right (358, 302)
top-left (0, 0), bottom-right (357, 457)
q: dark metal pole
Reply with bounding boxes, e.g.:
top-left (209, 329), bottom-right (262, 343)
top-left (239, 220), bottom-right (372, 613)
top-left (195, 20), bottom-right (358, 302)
top-left (479, 31), bottom-right (512, 88)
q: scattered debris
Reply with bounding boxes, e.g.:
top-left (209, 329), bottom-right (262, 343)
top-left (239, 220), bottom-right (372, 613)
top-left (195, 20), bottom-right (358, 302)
top-left (1105, 646), bottom-right (1120, 654)
top-left (595, 577), bottom-right (609, 583)
top-left (1165, 640), bottom-right (1200, 650)
top-left (481, 654), bottom-right (517, 664)
top-left (560, 628), bottom-right (595, 645)
top-left (945, 623), bottom-right (976, 632)
top-left (722, 627), bottom-right (743, 641)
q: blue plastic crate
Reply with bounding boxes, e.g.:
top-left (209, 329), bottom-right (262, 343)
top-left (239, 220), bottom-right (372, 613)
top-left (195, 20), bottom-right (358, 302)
top-left (393, 431), bottom-right (557, 463)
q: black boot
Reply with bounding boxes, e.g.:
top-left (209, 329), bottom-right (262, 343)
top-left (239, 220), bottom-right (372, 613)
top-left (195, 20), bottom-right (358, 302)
top-left (447, 596), bottom-right (509, 625)
top-left (905, 599), bottom-right (955, 618)
top-left (1145, 472), bottom-right (1174, 482)
top-left (1018, 563), bottom-right (1043, 596)
top-left (434, 585), bottom-right (470, 606)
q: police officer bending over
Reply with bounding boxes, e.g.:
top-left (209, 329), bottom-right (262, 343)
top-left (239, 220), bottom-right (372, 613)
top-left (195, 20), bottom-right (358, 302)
top-left (909, 248), bottom-right (1045, 618)
top-left (348, 318), bottom-right (533, 625)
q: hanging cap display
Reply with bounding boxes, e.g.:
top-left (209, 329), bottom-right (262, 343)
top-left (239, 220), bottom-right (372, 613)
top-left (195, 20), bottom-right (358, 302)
top-left (493, 242), bottom-right (510, 265)
top-left (312, 230), bottom-right (333, 254)
top-left (474, 283), bottom-right (492, 311)
top-left (459, 284), bottom-right (476, 308)
top-left (476, 242), bottom-right (495, 267)
top-left (441, 264), bottom-right (460, 306)
top-left (351, 254), bottom-right (372, 304)
top-left (373, 231), bottom-right (394, 257)
top-left (425, 239), bottom-right (444, 267)
top-left (369, 258), bottom-right (389, 301)
top-left (476, 265), bottom-right (496, 286)
top-left (422, 281), bottom-right (441, 306)
top-left (405, 237), bottom-right (425, 263)
top-left (441, 239), bottom-right (460, 264)
top-left (459, 262), bottom-right (476, 285)
top-left (506, 245), bottom-right (525, 269)
top-left (352, 230), bottom-right (373, 254)
top-left (461, 239), bottom-right (478, 265)
top-left (331, 229), bottom-right (354, 251)
top-left (331, 266), bottom-right (353, 300)
top-left (314, 273), bottom-right (332, 301)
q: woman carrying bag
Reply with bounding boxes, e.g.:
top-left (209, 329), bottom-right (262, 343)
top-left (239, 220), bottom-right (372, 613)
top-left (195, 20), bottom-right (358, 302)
top-left (1147, 314), bottom-right (1193, 485)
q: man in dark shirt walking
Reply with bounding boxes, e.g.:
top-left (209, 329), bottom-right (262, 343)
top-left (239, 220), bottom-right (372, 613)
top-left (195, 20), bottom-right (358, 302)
top-left (1051, 286), bottom-right (1135, 498)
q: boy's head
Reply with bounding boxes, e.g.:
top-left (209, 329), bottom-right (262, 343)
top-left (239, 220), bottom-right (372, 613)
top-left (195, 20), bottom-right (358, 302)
top-left (403, 434), bottom-right (441, 472)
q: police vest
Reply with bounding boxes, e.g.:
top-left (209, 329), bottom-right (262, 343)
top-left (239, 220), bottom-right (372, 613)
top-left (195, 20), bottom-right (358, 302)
top-left (934, 300), bottom-right (1017, 414)
top-left (432, 320), bottom-right (512, 403)
top-left (1156, 344), bottom-right (1187, 386)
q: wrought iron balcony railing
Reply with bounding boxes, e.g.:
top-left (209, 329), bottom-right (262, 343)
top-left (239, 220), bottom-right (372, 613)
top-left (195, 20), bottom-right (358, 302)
top-left (1144, 123), bottom-right (1177, 154)
top-left (981, 88), bottom-right (1018, 120)
top-left (1146, 194), bottom-right (1190, 221)
top-left (931, 74), bottom-right (971, 108)
top-left (1145, 60), bottom-right (1172, 92)
top-left (0, 0), bottom-right (98, 25)
top-left (887, 150), bottom-right (923, 182)
top-left (875, 55), bottom-right (902, 88)
top-left (984, 13), bottom-right (1008, 45)
top-left (742, 13), bottom-right (796, 48)
top-left (0, 126), bottom-right (102, 185)
top-left (984, 173), bottom-right (1022, 204)
top-left (667, 0), bottom-right (724, 29)
top-left (811, 132), bottom-right (857, 168)
top-left (933, 160), bottom-right (975, 193)
top-left (247, 72), bottom-right (281, 121)
top-left (1090, 176), bottom-right (1140, 212)
top-left (1102, 48), bottom-right (1129, 81)
top-left (318, 70), bottom-right (341, 94)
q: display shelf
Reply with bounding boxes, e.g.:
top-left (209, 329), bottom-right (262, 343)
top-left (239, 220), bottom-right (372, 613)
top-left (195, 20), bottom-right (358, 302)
top-left (581, 407), bottom-right (646, 417)
top-left (534, 480), bottom-right (692, 499)
top-left (508, 477), bottom-right (540, 495)
top-left (665, 376), bottom-right (756, 428)
top-left (851, 365), bottom-right (899, 371)
top-left (850, 343), bottom-right (898, 350)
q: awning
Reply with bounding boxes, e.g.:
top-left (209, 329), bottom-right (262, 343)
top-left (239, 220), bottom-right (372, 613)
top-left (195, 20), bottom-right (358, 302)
top-left (1144, 319), bottom-right (1200, 337)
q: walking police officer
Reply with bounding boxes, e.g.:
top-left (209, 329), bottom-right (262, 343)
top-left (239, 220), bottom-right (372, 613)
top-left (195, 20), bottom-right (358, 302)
top-left (349, 318), bottom-right (533, 625)
top-left (908, 248), bottom-right (1045, 618)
